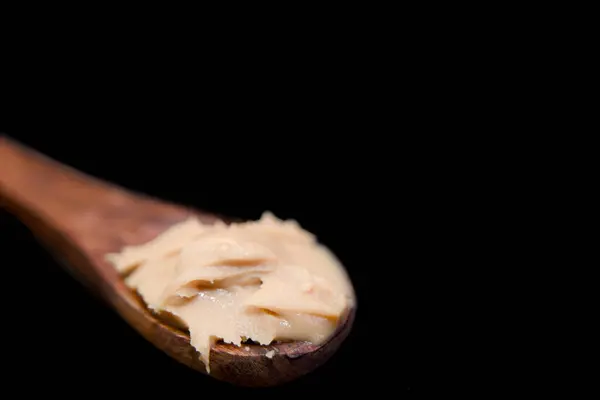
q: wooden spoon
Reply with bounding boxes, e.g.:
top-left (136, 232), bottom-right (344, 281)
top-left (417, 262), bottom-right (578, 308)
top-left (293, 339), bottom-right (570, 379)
top-left (0, 135), bottom-right (355, 387)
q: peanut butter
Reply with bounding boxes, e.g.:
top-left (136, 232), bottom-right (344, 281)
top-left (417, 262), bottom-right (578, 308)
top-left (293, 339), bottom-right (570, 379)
top-left (105, 212), bottom-right (354, 372)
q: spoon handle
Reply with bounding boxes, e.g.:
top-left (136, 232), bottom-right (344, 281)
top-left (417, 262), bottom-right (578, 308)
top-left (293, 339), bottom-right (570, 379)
top-left (0, 136), bottom-right (189, 291)
top-left (0, 136), bottom-right (204, 369)
top-left (0, 136), bottom-right (106, 288)
top-left (0, 136), bottom-right (99, 226)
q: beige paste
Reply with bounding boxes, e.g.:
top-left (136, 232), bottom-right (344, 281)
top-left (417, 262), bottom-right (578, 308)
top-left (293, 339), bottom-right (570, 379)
top-left (105, 212), bottom-right (354, 372)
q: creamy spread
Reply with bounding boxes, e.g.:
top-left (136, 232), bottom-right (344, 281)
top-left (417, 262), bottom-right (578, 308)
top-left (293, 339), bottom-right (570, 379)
top-left (105, 212), bottom-right (354, 372)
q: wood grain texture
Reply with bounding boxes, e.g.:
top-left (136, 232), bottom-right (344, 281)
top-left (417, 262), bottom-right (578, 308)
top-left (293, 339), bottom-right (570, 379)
top-left (0, 135), bottom-right (355, 387)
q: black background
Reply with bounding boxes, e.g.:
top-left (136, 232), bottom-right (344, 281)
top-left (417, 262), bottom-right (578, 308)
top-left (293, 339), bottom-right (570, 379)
top-left (1, 109), bottom-right (422, 395)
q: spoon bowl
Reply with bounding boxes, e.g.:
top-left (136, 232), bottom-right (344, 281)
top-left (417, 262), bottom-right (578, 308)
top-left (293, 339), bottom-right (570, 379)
top-left (0, 136), bottom-right (355, 387)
